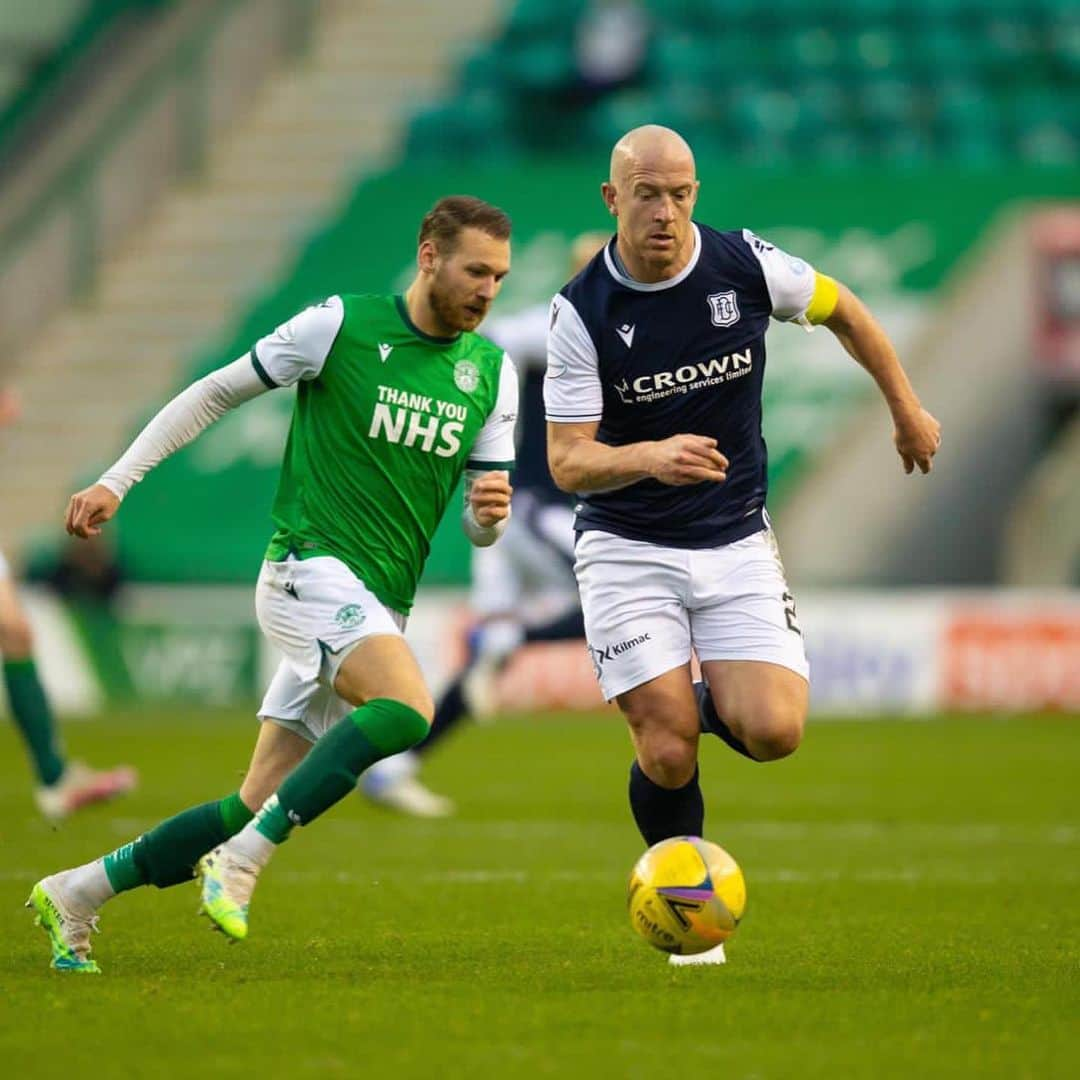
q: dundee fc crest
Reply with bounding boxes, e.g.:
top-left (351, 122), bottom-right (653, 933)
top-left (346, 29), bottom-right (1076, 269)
top-left (454, 360), bottom-right (480, 393)
top-left (707, 291), bottom-right (740, 327)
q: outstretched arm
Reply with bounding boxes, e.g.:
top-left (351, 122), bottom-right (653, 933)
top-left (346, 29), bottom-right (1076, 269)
top-left (66, 296), bottom-right (343, 538)
top-left (65, 356), bottom-right (268, 538)
top-left (823, 284), bottom-right (941, 475)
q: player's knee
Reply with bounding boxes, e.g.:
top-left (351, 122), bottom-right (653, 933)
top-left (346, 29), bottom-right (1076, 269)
top-left (638, 730), bottom-right (697, 787)
top-left (747, 705), bottom-right (805, 761)
top-left (0, 614), bottom-right (34, 659)
top-left (398, 687), bottom-right (434, 728)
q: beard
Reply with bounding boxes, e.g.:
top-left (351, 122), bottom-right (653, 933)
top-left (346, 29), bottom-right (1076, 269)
top-left (428, 277), bottom-right (485, 335)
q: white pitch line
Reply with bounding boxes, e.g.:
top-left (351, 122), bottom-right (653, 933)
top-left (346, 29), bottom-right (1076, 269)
top-left (269, 866), bottom-right (1080, 886)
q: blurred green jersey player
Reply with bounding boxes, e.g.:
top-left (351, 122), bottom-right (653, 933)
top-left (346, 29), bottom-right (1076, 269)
top-left (1, 388), bottom-right (137, 823)
top-left (28, 196), bottom-right (518, 972)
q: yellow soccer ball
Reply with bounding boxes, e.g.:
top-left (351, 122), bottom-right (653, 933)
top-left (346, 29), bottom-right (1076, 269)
top-left (627, 836), bottom-right (747, 956)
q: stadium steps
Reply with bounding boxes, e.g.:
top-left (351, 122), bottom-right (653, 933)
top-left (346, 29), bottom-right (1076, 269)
top-left (778, 211), bottom-right (1041, 586)
top-left (0, 0), bottom-right (501, 556)
top-left (1002, 412), bottom-right (1080, 585)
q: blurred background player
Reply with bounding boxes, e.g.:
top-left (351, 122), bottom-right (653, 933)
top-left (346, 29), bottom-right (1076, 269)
top-left (360, 232), bottom-right (610, 817)
top-left (0, 387), bottom-right (137, 821)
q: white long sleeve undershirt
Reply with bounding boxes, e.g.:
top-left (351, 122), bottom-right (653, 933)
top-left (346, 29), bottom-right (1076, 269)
top-left (98, 356), bottom-right (269, 500)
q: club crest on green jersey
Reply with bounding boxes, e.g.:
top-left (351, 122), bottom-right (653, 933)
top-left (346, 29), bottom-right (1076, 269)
top-left (453, 360), bottom-right (479, 393)
top-left (334, 604), bottom-right (365, 629)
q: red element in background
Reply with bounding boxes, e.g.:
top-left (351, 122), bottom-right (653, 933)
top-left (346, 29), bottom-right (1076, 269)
top-left (944, 612), bottom-right (1080, 710)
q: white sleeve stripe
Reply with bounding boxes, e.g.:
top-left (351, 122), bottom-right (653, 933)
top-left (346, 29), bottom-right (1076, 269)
top-left (543, 295), bottom-right (604, 421)
top-left (741, 229), bottom-right (816, 322)
top-left (467, 350), bottom-right (519, 465)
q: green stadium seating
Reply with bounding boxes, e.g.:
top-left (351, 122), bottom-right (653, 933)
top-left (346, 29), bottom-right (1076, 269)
top-left (404, 0), bottom-right (1076, 168)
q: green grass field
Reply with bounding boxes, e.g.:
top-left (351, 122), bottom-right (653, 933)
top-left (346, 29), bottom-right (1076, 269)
top-left (1, 708), bottom-right (1077, 1078)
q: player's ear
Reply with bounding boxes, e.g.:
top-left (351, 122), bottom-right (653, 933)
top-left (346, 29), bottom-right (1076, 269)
top-left (417, 238), bottom-right (439, 274)
top-left (601, 182), bottom-right (618, 216)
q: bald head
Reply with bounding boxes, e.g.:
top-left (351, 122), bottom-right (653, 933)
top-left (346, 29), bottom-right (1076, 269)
top-left (601, 125), bottom-right (700, 283)
top-left (609, 125), bottom-right (696, 187)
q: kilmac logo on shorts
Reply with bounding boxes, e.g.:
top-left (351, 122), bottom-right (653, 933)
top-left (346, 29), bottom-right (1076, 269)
top-left (613, 350), bottom-right (753, 405)
top-left (588, 632), bottom-right (651, 673)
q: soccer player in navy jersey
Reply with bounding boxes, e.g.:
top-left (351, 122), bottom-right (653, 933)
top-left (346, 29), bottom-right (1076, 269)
top-left (545, 126), bottom-right (941, 965)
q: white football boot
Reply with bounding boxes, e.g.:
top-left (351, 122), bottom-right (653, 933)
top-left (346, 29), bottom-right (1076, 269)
top-left (668, 943), bottom-right (727, 967)
top-left (197, 845), bottom-right (262, 941)
top-left (35, 760), bottom-right (138, 822)
top-left (361, 752), bottom-right (455, 818)
top-left (27, 873), bottom-right (102, 973)
top-left (461, 618), bottom-right (523, 722)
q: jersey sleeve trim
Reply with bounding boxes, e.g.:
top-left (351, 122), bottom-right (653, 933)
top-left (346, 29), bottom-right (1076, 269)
top-left (465, 458), bottom-right (515, 470)
top-left (546, 410), bottom-right (603, 421)
top-left (250, 347), bottom-right (279, 390)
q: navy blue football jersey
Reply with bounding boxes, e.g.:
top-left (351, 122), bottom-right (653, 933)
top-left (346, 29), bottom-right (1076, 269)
top-left (485, 303), bottom-right (564, 504)
top-left (544, 223), bottom-right (821, 548)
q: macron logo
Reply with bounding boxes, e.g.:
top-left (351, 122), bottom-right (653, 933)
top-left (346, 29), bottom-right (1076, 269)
top-left (616, 323), bottom-right (635, 349)
top-left (378, 343), bottom-right (393, 363)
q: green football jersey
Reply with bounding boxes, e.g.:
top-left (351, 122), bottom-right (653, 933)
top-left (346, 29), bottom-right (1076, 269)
top-left (251, 294), bottom-right (518, 614)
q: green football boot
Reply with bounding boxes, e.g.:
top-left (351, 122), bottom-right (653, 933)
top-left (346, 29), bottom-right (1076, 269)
top-left (197, 846), bottom-right (260, 941)
top-left (26, 878), bottom-right (102, 974)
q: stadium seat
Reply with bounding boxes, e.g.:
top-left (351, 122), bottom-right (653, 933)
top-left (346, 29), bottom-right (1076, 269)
top-left (403, 0), bottom-right (1077, 168)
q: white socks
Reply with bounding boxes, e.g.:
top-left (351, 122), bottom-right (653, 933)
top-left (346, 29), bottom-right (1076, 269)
top-left (58, 859), bottom-right (115, 912)
top-left (225, 816), bottom-right (277, 867)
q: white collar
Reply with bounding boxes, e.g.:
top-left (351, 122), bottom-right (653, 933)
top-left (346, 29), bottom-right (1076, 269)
top-left (603, 223), bottom-right (702, 292)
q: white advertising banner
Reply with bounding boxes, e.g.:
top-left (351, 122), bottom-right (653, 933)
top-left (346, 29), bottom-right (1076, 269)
top-left (8, 586), bottom-right (1080, 717)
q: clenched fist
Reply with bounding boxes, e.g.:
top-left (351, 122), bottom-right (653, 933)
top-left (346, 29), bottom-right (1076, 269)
top-left (469, 471), bottom-right (512, 528)
top-left (894, 407), bottom-right (942, 475)
top-left (65, 483), bottom-right (120, 539)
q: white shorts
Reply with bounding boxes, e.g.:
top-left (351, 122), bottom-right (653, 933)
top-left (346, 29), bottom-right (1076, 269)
top-left (255, 554), bottom-right (406, 743)
top-left (470, 491), bottom-right (578, 617)
top-left (574, 527), bottom-right (809, 701)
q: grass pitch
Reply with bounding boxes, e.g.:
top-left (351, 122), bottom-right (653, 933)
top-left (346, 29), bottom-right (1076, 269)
top-left (1, 708), bottom-right (1077, 1078)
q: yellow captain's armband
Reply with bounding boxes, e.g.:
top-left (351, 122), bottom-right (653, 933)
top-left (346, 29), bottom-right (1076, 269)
top-left (804, 272), bottom-right (839, 325)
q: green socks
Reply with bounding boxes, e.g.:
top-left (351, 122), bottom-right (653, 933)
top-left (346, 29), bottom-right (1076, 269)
top-left (3, 658), bottom-right (65, 786)
top-left (102, 791), bottom-right (253, 892)
top-left (101, 700), bottom-right (429, 892)
top-left (253, 698), bottom-right (429, 845)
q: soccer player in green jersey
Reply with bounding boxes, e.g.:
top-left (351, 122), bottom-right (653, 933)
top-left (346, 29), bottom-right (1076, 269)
top-left (27, 196), bottom-right (518, 973)
top-left (1, 386), bottom-right (137, 821)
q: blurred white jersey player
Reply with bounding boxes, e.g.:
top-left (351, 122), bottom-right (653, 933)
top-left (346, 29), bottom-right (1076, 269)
top-left (361, 234), bottom-right (608, 816)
